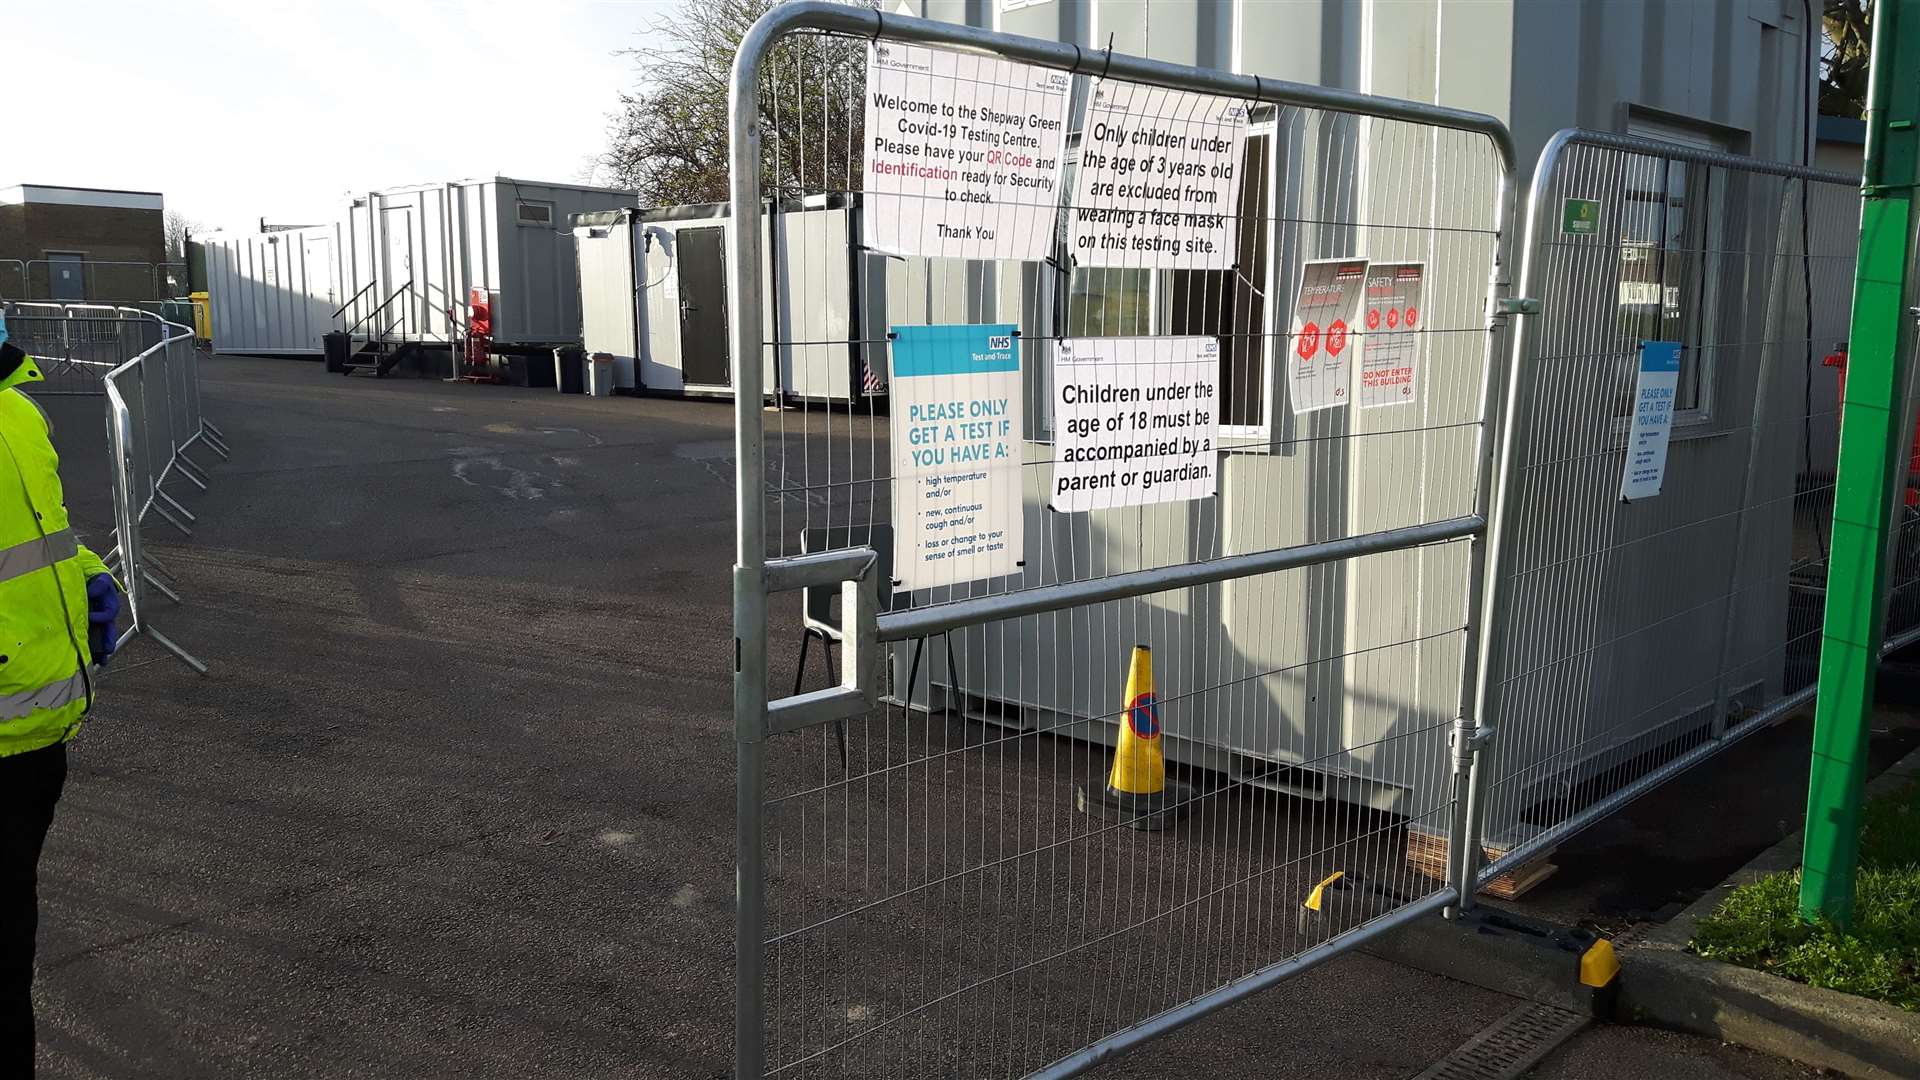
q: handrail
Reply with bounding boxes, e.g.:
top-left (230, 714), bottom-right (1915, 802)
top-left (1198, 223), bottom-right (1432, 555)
top-left (345, 278), bottom-right (412, 338)
top-left (331, 278), bottom-right (378, 320)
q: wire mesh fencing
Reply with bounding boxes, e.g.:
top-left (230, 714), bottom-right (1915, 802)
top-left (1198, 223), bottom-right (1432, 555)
top-left (1882, 309), bottom-right (1920, 648)
top-left (19, 258), bottom-right (180, 303)
top-left (731, 7), bottom-right (1517, 1077)
top-left (1466, 132), bottom-right (1864, 885)
top-left (11, 303), bottom-right (230, 672)
top-left (1, 302), bottom-right (161, 395)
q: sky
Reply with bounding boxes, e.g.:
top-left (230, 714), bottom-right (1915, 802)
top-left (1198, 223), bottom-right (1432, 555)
top-left (11, 0), bottom-right (681, 233)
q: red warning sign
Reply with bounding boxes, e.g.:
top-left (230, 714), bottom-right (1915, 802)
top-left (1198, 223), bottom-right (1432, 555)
top-left (1366, 307), bottom-right (1381, 330)
top-left (1326, 319), bottom-right (1349, 357)
top-left (1296, 321), bottom-right (1321, 360)
top-left (1288, 258), bottom-right (1367, 413)
top-left (1359, 261), bottom-right (1425, 410)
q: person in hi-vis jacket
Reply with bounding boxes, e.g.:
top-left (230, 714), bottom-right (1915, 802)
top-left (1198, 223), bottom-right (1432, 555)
top-left (0, 315), bottom-right (119, 1075)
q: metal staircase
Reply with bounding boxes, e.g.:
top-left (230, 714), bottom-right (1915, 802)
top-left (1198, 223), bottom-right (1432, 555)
top-left (327, 277), bottom-right (416, 376)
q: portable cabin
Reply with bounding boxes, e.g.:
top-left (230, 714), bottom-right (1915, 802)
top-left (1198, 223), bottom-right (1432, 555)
top-left (202, 223), bottom-right (343, 356)
top-left (204, 176), bottom-right (634, 367)
top-left (573, 195), bottom-right (905, 402)
top-left (338, 177), bottom-right (635, 372)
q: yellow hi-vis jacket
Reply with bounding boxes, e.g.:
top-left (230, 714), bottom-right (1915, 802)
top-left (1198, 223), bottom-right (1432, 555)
top-left (0, 353), bottom-right (111, 757)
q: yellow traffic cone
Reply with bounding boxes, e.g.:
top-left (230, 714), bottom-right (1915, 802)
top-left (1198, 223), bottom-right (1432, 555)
top-left (1075, 646), bottom-right (1191, 830)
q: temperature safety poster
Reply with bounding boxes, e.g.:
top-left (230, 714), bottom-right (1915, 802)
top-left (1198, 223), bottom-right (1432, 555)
top-left (889, 324), bottom-right (1025, 590)
top-left (1287, 258), bottom-right (1369, 414)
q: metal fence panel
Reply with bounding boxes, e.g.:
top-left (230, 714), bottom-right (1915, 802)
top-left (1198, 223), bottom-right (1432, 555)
top-left (8, 302), bottom-right (226, 672)
top-left (19, 259), bottom-right (179, 303)
top-left (732, 6), bottom-right (1517, 1077)
top-left (1467, 132), bottom-right (1862, 883)
top-left (0, 302), bottom-right (148, 395)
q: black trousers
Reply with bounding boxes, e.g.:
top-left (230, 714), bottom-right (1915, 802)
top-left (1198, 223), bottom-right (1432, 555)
top-left (1, 743), bottom-right (66, 1079)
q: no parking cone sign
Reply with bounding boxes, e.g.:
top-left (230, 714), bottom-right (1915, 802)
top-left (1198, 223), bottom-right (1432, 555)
top-left (1075, 646), bottom-right (1192, 831)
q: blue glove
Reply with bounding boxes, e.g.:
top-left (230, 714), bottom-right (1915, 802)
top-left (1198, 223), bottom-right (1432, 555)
top-left (86, 573), bottom-right (120, 665)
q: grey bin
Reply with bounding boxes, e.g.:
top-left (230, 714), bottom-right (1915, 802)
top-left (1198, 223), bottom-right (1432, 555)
top-left (586, 352), bottom-right (615, 397)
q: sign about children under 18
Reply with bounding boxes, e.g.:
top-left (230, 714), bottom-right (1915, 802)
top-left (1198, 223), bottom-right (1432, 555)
top-left (1050, 336), bottom-right (1221, 512)
top-left (888, 324), bottom-right (1026, 590)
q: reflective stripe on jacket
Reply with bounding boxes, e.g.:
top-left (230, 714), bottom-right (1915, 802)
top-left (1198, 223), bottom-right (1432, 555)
top-left (0, 352), bottom-right (111, 757)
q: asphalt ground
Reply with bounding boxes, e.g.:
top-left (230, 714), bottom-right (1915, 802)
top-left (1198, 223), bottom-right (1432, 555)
top-left (20, 354), bottom-right (1860, 1078)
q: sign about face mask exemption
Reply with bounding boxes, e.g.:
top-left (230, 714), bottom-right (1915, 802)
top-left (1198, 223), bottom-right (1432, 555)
top-left (1358, 262), bottom-right (1425, 409)
top-left (1050, 336), bottom-right (1220, 512)
top-left (889, 324), bottom-right (1026, 590)
top-left (1620, 340), bottom-right (1682, 502)
top-left (862, 43), bottom-right (1071, 262)
top-left (1068, 82), bottom-right (1250, 269)
top-left (1287, 258), bottom-right (1369, 414)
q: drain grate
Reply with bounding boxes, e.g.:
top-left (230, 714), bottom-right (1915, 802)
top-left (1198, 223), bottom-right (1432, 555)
top-left (1412, 1002), bottom-right (1589, 1080)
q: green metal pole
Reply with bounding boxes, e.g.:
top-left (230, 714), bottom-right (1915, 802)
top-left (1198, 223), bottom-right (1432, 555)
top-left (1801, 0), bottom-right (1920, 929)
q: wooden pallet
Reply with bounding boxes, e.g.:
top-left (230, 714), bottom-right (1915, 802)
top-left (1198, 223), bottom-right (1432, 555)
top-left (1406, 826), bottom-right (1559, 900)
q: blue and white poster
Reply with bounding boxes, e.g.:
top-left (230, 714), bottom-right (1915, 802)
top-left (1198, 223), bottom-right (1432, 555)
top-left (1620, 340), bottom-right (1683, 501)
top-left (889, 324), bottom-right (1025, 590)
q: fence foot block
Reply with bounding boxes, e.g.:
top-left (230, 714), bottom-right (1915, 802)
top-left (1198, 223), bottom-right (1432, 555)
top-left (1408, 825), bottom-right (1559, 900)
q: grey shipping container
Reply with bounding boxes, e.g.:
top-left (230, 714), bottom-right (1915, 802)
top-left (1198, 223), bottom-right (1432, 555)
top-left (344, 176), bottom-right (635, 352)
top-left (203, 223), bottom-right (344, 355)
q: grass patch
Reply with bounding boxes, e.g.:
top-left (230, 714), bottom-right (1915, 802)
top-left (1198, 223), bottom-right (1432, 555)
top-left (1690, 778), bottom-right (1920, 1012)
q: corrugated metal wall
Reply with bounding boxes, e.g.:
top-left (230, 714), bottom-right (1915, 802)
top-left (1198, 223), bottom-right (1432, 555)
top-left (204, 224), bottom-right (342, 355)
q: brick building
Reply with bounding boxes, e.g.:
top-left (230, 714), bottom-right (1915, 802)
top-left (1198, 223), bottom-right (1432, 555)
top-left (0, 184), bottom-right (168, 300)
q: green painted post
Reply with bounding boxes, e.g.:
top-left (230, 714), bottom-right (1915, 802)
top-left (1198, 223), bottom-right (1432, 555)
top-left (1801, 0), bottom-right (1920, 929)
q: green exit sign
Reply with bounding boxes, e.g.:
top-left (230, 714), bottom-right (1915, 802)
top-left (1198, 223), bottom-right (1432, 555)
top-left (1562, 197), bottom-right (1601, 236)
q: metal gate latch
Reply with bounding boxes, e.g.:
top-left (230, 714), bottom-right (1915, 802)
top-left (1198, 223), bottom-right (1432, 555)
top-left (762, 547), bottom-right (881, 736)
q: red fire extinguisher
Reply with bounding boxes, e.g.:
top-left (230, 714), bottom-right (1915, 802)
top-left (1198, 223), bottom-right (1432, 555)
top-left (1826, 341), bottom-right (1920, 507)
top-left (464, 286), bottom-right (494, 382)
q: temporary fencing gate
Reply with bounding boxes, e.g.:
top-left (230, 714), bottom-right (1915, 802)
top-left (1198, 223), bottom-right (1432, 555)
top-left (1466, 133), bottom-right (1869, 887)
top-left (728, 6), bottom-right (1911, 1078)
top-left (730, 5), bottom-right (1518, 1077)
top-left (5, 302), bottom-right (228, 672)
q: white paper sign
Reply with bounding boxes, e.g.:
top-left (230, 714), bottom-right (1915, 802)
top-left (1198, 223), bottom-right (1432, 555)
top-left (1069, 82), bottom-right (1250, 269)
top-left (1358, 262), bottom-right (1425, 409)
top-left (1050, 336), bottom-right (1220, 512)
top-left (889, 324), bottom-right (1026, 589)
top-left (862, 43), bottom-right (1070, 262)
top-left (1620, 340), bottom-right (1683, 501)
top-left (1287, 258), bottom-right (1369, 414)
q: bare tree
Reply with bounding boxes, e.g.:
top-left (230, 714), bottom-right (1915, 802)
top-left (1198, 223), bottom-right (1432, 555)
top-left (601, 0), bottom-right (870, 206)
top-left (1822, 0), bottom-right (1872, 118)
top-left (164, 210), bottom-right (203, 262)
